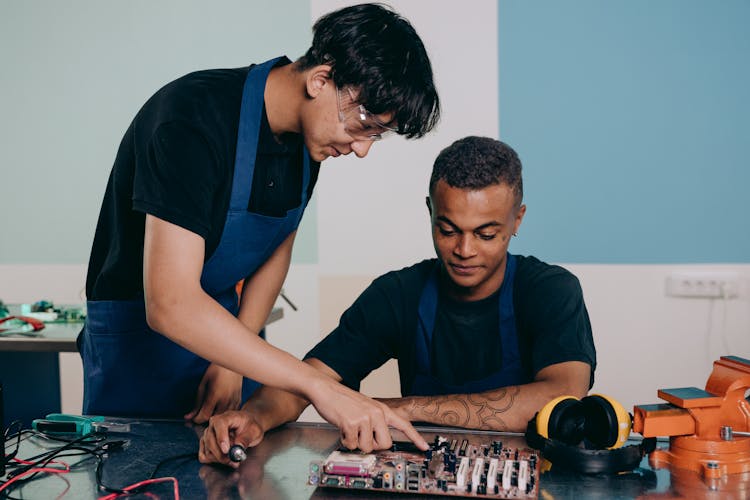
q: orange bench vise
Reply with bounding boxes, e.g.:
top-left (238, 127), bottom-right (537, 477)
top-left (632, 355), bottom-right (750, 478)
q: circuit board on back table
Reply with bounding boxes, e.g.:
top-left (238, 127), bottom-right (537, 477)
top-left (309, 434), bottom-right (540, 498)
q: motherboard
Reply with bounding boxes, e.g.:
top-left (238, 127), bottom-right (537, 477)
top-left (309, 434), bottom-right (540, 498)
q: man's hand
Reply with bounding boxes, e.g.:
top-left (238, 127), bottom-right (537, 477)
top-left (186, 363), bottom-right (243, 424)
top-left (199, 410), bottom-right (265, 467)
top-left (308, 378), bottom-right (428, 453)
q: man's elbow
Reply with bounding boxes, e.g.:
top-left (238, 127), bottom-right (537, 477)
top-left (538, 363), bottom-right (592, 399)
top-left (144, 292), bottom-right (182, 333)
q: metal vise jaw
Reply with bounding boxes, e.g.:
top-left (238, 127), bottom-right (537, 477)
top-left (633, 355), bottom-right (750, 478)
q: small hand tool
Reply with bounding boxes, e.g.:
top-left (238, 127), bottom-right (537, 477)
top-left (228, 444), bottom-right (247, 462)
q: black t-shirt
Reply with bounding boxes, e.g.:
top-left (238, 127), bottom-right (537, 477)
top-left (86, 59), bottom-right (320, 300)
top-left (305, 256), bottom-right (596, 394)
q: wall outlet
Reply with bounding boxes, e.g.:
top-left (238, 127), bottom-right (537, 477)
top-left (665, 272), bottom-right (740, 299)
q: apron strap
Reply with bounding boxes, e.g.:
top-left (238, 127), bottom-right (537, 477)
top-left (229, 57), bottom-right (283, 211)
top-left (413, 254), bottom-right (521, 392)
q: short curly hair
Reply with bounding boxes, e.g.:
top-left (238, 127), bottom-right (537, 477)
top-left (296, 3), bottom-right (440, 139)
top-left (430, 136), bottom-right (523, 207)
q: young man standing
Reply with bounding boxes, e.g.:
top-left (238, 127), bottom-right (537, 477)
top-left (198, 136), bottom-right (596, 466)
top-left (79, 4), bottom-right (440, 453)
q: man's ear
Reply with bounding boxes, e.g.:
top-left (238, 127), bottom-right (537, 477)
top-left (514, 204), bottom-right (527, 234)
top-left (305, 64), bottom-right (333, 99)
top-left (425, 195), bottom-right (432, 216)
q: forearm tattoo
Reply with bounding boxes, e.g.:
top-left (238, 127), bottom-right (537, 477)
top-left (407, 386), bottom-right (520, 430)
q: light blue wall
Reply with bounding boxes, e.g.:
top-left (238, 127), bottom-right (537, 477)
top-left (499, 0), bottom-right (750, 263)
top-left (0, 0), bottom-right (316, 264)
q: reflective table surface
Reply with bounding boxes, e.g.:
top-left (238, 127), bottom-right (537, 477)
top-left (3, 420), bottom-right (749, 499)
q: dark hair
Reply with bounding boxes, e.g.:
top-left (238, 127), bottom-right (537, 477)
top-left (297, 3), bottom-right (440, 139)
top-left (429, 136), bottom-right (523, 206)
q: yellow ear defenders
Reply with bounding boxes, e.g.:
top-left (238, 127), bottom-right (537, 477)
top-left (526, 394), bottom-right (656, 475)
top-left (536, 394), bottom-right (631, 449)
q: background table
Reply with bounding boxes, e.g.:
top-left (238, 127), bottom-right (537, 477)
top-left (0, 308), bottom-right (283, 427)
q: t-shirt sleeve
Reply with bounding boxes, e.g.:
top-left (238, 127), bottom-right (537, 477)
top-left (304, 277), bottom-right (402, 391)
top-left (132, 121), bottom-right (221, 239)
top-left (518, 266), bottom-right (597, 387)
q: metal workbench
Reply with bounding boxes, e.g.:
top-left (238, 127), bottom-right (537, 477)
top-left (3, 419), bottom-right (740, 499)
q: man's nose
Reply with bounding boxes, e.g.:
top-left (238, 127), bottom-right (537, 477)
top-left (351, 140), bottom-right (374, 158)
top-left (454, 234), bottom-right (476, 257)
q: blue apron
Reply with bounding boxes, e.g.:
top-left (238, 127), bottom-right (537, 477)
top-left (407, 254), bottom-right (527, 396)
top-left (81, 57), bottom-right (311, 417)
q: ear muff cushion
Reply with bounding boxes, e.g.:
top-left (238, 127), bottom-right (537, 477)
top-left (580, 394), bottom-right (632, 449)
top-left (536, 395), bottom-right (585, 445)
top-left (526, 395), bottom-right (655, 475)
top-left (525, 415), bottom-right (655, 475)
top-left (539, 439), bottom-right (648, 475)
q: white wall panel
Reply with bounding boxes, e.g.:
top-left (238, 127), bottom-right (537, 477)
top-left (313, 0), bottom-right (500, 277)
top-left (571, 264), bottom-right (750, 411)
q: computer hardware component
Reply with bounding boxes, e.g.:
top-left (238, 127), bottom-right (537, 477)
top-left (309, 434), bottom-right (540, 498)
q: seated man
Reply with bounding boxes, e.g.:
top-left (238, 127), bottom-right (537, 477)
top-left (198, 136), bottom-right (596, 465)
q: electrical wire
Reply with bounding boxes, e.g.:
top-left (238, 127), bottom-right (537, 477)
top-left (5, 433), bottom-right (107, 481)
top-left (706, 297), bottom-right (715, 366)
top-left (719, 282), bottom-right (731, 354)
top-left (1, 432), bottom-right (117, 498)
top-left (96, 450), bottom-right (195, 499)
top-left (3, 428), bottom-right (193, 500)
top-left (149, 453), bottom-right (196, 479)
top-left (2, 422), bottom-right (25, 465)
top-left (705, 283), bottom-right (732, 364)
top-left (0, 459), bottom-right (70, 494)
top-left (97, 476), bottom-right (180, 500)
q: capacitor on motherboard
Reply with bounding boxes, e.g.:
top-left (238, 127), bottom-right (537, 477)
top-left (437, 478), bottom-right (447, 492)
top-left (492, 440), bottom-right (503, 455)
top-left (447, 453), bottom-right (457, 473)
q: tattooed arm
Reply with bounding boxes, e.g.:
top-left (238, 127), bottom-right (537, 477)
top-left (378, 361), bottom-right (591, 432)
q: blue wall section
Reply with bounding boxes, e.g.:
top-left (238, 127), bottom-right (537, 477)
top-left (499, 1), bottom-right (750, 263)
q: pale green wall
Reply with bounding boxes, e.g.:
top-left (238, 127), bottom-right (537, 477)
top-left (0, 0), bottom-right (316, 264)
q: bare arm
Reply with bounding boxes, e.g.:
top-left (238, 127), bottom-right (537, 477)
top-left (144, 215), bottom-right (342, 396)
top-left (199, 358), bottom-right (342, 465)
top-left (241, 359), bottom-right (341, 432)
top-left (144, 215), bottom-right (426, 451)
top-left (237, 230), bottom-right (296, 334)
top-left (184, 230), bottom-right (297, 422)
top-left (379, 361), bottom-right (591, 432)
